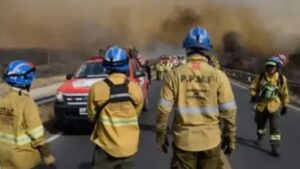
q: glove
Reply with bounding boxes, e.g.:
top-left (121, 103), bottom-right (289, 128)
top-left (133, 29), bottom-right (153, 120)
top-left (37, 144), bottom-right (55, 166)
top-left (281, 106), bottom-right (287, 116)
top-left (162, 136), bottom-right (169, 153)
top-left (43, 154), bottom-right (56, 166)
top-left (157, 135), bottom-right (169, 153)
top-left (221, 136), bottom-right (235, 156)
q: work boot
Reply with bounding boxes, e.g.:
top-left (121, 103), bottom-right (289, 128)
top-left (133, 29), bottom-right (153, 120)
top-left (271, 145), bottom-right (280, 157)
top-left (255, 135), bottom-right (263, 146)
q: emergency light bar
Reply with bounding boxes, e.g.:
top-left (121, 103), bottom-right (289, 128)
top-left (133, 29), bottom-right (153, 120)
top-left (89, 56), bottom-right (104, 60)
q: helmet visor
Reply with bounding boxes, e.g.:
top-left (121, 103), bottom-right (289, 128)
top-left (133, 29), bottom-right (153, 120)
top-left (265, 61), bottom-right (277, 67)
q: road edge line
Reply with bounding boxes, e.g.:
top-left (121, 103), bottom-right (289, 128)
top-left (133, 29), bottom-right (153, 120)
top-left (287, 104), bottom-right (300, 112)
top-left (46, 133), bottom-right (62, 143)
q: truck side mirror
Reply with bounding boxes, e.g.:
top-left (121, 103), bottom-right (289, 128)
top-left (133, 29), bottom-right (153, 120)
top-left (66, 73), bottom-right (74, 80)
top-left (134, 70), bottom-right (145, 78)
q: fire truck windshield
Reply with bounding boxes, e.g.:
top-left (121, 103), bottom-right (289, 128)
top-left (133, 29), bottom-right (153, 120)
top-left (75, 62), bottom-right (106, 78)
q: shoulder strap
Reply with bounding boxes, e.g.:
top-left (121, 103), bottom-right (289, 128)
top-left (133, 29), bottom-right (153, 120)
top-left (258, 72), bottom-right (265, 83)
top-left (93, 78), bottom-right (135, 126)
top-left (103, 78), bottom-right (114, 87)
top-left (93, 78), bottom-right (113, 125)
top-left (124, 79), bottom-right (129, 85)
top-left (104, 78), bottom-right (129, 86)
top-left (278, 73), bottom-right (284, 88)
top-left (255, 72), bottom-right (265, 96)
top-left (256, 72), bottom-right (284, 93)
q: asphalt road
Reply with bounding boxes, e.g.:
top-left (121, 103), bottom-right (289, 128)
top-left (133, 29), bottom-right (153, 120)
top-left (46, 80), bottom-right (172, 169)
top-left (45, 80), bottom-right (300, 169)
top-left (228, 82), bottom-right (300, 169)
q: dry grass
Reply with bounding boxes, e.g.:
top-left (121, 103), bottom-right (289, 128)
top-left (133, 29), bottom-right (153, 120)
top-left (39, 102), bottom-right (60, 134)
top-left (0, 75), bottom-right (65, 96)
top-left (0, 78), bottom-right (64, 133)
top-left (31, 75), bottom-right (65, 88)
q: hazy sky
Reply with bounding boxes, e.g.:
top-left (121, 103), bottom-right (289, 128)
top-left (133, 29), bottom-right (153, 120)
top-left (0, 0), bottom-right (299, 52)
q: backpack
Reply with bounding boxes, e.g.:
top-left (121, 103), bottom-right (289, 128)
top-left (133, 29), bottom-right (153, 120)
top-left (93, 78), bottom-right (136, 125)
top-left (257, 72), bottom-right (284, 100)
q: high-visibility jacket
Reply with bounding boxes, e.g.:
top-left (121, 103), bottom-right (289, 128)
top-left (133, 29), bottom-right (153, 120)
top-left (164, 62), bottom-right (173, 71)
top-left (156, 63), bottom-right (164, 72)
top-left (157, 54), bottom-right (237, 151)
top-left (0, 88), bottom-right (46, 169)
top-left (87, 73), bottom-right (144, 157)
top-left (249, 72), bottom-right (289, 113)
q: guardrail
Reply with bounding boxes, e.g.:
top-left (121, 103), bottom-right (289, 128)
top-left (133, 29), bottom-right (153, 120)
top-left (17, 68), bottom-right (300, 105)
top-left (0, 83), bottom-right (60, 106)
top-left (223, 68), bottom-right (300, 96)
top-left (35, 94), bottom-right (56, 105)
top-left (30, 83), bottom-right (62, 105)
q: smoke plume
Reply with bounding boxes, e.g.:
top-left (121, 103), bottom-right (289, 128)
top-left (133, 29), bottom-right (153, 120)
top-left (0, 0), bottom-right (299, 55)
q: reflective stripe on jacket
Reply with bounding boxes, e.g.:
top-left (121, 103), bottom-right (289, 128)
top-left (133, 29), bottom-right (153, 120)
top-left (249, 72), bottom-right (289, 113)
top-left (0, 88), bottom-right (46, 169)
top-left (157, 54), bottom-right (237, 151)
top-left (88, 73), bottom-right (144, 157)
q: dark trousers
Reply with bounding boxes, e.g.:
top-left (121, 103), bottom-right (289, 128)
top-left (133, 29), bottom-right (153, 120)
top-left (156, 71), bottom-right (163, 80)
top-left (31, 164), bottom-right (43, 169)
top-left (255, 109), bottom-right (281, 146)
top-left (92, 146), bottom-right (135, 169)
top-left (171, 145), bottom-right (222, 169)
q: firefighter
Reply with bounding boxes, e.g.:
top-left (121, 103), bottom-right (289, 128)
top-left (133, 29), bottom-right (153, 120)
top-left (156, 27), bottom-right (237, 169)
top-left (88, 46), bottom-right (144, 169)
top-left (0, 60), bottom-right (55, 169)
top-left (209, 54), bottom-right (221, 69)
top-left (126, 46), bottom-right (138, 58)
top-left (166, 60), bottom-right (173, 71)
top-left (249, 56), bottom-right (289, 156)
top-left (145, 60), bottom-right (152, 83)
top-left (177, 55), bottom-right (186, 67)
top-left (126, 46), bottom-right (146, 68)
top-left (136, 54), bottom-right (146, 67)
top-left (155, 60), bottom-right (164, 81)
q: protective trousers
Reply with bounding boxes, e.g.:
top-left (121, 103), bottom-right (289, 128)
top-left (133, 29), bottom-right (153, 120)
top-left (92, 146), bottom-right (135, 169)
top-left (171, 144), bottom-right (222, 169)
top-left (255, 109), bottom-right (281, 146)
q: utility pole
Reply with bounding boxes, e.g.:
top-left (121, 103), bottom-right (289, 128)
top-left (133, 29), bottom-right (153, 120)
top-left (47, 49), bottom-right (50, 65)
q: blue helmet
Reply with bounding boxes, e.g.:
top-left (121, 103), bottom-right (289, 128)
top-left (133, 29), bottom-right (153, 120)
top-left (3, 60), bottom-right (36, 89)
top-left (270, 56), bottom-right (284, 67)
top-left (103, 46), bottom-right (129, 72)
top-left (265, 58), bottom-right (278, 67)
top-left (182, 27), bottom-right (212, 51)
top-left (266, 56), bottom-right (284, 72)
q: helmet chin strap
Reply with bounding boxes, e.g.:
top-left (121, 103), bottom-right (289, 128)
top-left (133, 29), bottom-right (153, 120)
top-left (11, 85), bottom-right (30, 96)
top-left (186, 48), bottom-right (211, 62)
